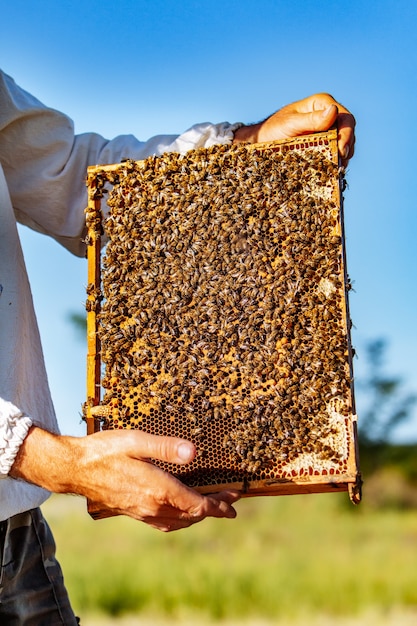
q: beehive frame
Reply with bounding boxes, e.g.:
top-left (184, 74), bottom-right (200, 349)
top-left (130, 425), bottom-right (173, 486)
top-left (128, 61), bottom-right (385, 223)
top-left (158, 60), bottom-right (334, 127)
top-left (84, 130), bottom-right (361, 518)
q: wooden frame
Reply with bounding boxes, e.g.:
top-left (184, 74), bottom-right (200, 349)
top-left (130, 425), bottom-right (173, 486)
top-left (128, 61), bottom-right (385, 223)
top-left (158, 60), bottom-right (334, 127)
top-left (84, 130), bottom-right (361, 518)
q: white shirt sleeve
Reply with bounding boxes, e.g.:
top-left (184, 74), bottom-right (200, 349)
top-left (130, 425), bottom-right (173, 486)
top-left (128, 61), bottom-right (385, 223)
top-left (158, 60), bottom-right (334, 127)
top-left (0, 69), bottom-right (242, 256)
top-left (0, 399), bottom-right (32, 477)
top-left (1, 163), bottom-right (59, 483)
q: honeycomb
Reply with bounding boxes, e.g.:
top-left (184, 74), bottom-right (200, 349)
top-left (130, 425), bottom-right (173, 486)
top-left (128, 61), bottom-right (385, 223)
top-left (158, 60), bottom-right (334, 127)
top-left (84, 130), bottom-right (361, 514)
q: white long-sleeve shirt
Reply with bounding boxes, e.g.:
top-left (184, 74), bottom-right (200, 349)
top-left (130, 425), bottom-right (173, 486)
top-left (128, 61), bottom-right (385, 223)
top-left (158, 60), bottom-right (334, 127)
top-left (0, 69), bottom-right (241, 520)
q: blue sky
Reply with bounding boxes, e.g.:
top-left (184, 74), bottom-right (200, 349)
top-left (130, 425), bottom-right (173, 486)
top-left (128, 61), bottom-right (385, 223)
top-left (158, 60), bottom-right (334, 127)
top-left (1, 0), bottom-right (416, 440)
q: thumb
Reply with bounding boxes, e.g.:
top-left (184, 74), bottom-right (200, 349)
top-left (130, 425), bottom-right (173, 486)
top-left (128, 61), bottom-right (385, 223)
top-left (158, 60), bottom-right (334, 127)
top-left (258, 103), bottom-right (339, 143)
top-left (132, 431), bottom-right (196, 465)
top-left (292, 104), bottom-right (338, 135)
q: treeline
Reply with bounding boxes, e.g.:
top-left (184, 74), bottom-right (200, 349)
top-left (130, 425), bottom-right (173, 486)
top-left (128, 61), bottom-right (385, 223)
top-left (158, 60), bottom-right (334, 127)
top-left (356, 339), bottom-right (417, 508)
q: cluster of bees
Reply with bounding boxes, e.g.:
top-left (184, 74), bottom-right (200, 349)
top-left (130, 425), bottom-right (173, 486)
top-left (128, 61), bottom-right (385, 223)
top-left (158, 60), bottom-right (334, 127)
top-left (91, 141), bottom-right (353, 486)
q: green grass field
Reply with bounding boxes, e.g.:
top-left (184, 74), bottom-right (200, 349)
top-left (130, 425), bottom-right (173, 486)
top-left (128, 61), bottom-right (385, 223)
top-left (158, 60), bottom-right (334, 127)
top-left (43, 483), bottom-right (417, 625)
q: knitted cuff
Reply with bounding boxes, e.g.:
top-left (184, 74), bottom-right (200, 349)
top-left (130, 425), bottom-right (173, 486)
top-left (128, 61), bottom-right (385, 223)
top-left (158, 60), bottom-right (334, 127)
top-left (216, 122), bottom-right (245, 144)
top-left (0, 399), bottom-right (33, 477)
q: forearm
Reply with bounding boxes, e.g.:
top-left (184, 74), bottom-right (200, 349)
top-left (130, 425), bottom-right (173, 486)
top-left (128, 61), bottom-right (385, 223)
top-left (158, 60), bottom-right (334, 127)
top-left (9, 426), bottom-right (81, 494)
top-left (233, 122), bottom-right (263, 144)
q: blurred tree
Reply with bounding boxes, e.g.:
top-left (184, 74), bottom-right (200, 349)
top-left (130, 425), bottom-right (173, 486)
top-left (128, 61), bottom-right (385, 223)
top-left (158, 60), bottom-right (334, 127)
top-left (68, 311), bottom-right (86, 341)
top-left (357, 338), bottom-right (417, 479)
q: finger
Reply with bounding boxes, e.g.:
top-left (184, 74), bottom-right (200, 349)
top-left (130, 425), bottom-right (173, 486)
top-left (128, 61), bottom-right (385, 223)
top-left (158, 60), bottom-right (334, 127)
top-left (186, 491), bottom-right (240, 520)
top-left (158, 494), bottom-right (240, 532)
top-left (126, 439), bottom-right (241, 520)
top-left (95, 429), bottom-right (196, 465)
top-left (208, 489), bottom-right (242, 506)
top-left (201, 490), bottom-right (241, 519)
top-left (128, 452), bottom-right (239, 516)
top-left (156, 482), bottom-right (240, 523)
top-left (300, 105), bottom-right (355, 165)
top-left (336, 111), bottom-right (356, 165)
top-left (289, 103), bottom-right (339, 136)
top-left (258, 102), bottom-right (339, 143)
top-left (136, 480), bottom-right (239, 531)
top-left (290, 94), bottom-right (356, 163)
top-left (132, 431), bottom-right (196, 465)
top-left (311, 97), bottom-right (356, 162)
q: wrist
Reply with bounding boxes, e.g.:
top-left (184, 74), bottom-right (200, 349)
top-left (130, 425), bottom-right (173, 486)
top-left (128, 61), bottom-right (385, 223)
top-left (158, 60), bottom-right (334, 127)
top-left (9, 426), bottom-right (82, 494)
top-left (233, 122), bottom-right (262, 144)
top-left (0, 399), bottom-right (33, 477)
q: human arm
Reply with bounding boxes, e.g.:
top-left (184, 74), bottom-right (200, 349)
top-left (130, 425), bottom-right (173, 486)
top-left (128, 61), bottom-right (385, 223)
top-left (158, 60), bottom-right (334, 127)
top-left (0, 69), bottom-right (241, 256)
top-left (0, 71), bottom-right (355, 257)
top-left (233, 93), bottom-right (355, 167)
top-left (10, 426), bottom-right (239, 531)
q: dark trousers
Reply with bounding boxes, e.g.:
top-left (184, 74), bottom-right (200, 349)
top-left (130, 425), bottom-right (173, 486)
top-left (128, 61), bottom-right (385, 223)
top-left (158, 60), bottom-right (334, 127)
top-left (0, 508), bottom-right (79, 625)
